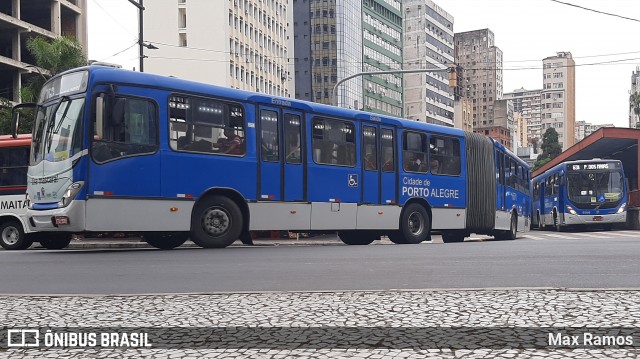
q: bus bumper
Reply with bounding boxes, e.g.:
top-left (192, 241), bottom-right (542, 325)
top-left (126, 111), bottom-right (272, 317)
top-left (28, 200), bottom-right (86, 232)
top-left (563, 212), bottom-right (627, 225)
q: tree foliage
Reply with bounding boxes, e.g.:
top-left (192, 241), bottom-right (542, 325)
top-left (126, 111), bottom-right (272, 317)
top-left (0, 36), bottom-right (86, 135)
top-left (630, 92), bottom-right (640, 128)
top-left (533, 128), bottom-right (562, 171)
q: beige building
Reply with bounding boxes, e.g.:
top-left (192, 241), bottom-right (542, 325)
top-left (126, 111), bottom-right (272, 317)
top-left (514, 112), bottom-right (526, 148)
top-left (144, 0), bottom-right (294, 98)
top-left (0, 0), bottom-right (87, 103)
top-left (454, 28), bottom-right (503, 129)
top-left (503, 88), bottom-right (542, 150)
top-left (541, 51), bottom-right (575, 150)
top-left (403, 0), bottom-right (454, 126)
top-left (630, 66), bottom-right (640, 128)
top-left (453, 98), bottom-right (473, 132)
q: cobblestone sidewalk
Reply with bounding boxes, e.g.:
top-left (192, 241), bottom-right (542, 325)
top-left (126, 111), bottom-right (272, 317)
top-left (1, 289), bottom-right (639, 358)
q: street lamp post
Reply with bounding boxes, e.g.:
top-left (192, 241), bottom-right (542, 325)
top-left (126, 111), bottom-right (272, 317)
top-left (127, 0), bottom-right (158, 72)
top-left (331, 66), bottom-right (457, 108)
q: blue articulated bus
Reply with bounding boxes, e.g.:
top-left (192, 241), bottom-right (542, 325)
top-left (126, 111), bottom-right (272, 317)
top-left (13, 65), bottom-right (530, 249)
top-left (531, 159), bottom-right (627, 231)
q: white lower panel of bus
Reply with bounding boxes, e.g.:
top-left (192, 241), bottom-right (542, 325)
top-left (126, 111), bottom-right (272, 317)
top-left (431, 208), bottom-right (466, 230)
top-left (495, 210), bottom-right (530, 232)
top-left (248, 202), bottom-right (312, 230)
top-left (85, 198), bottom-right (194, 232)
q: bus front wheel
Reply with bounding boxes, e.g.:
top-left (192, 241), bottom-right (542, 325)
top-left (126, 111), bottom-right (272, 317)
top-left (191, 196), bottom-right (242, 248)
top-left (38, 233), bottom-right (72, 250)
top-left (144, 232), bottom-right (189, 249)
top-left (338, 231), bottom-right (378, 245)
top-left (400, 203), bottom-right (431, 244)
top-left (0, 220), bottom-right (33, 250)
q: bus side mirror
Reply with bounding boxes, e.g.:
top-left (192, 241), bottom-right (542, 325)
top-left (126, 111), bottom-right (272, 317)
top-left (11, 103), bottom-right (36, 138)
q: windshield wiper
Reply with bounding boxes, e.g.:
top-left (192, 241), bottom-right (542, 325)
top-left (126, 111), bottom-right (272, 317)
top-left (45, 96), bottom-right (70, 154)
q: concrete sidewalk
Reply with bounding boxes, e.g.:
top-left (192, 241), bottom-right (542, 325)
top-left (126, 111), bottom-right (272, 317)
top-left (31, 234), bottom-right (348, 249)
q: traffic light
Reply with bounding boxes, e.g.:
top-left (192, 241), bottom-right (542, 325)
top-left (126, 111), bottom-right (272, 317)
top-left (448, 65), bottom-right (457, 88)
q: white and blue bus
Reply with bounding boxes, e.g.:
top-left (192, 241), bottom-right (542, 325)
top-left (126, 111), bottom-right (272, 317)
top-left (531, 159), bottom-right (627, 231)
top-left (13, 65), bottom-right (530, 249)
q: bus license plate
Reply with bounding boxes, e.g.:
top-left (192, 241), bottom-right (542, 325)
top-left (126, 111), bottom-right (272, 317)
top-left (55, 216), bottom-right (69, 225)
top-left (592, 216), bottom-right (603, 222)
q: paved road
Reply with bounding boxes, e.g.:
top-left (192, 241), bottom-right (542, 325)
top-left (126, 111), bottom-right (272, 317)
top-left (1, 231), bottom-right (639, 295)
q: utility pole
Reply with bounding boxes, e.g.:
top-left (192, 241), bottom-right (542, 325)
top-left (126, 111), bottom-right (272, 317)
top-left (127, 0), bottom-right (158, 72)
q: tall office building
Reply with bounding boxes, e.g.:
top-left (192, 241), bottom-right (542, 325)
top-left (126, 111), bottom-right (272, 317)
top-left (541, 51), bottom-right (575, 150)
top-left (294, 0), bottom-right (362, 109)
top-left (403, 0), bottom-right (454, 126)
top-left (503, 88), bottom-right (542, 151)
top-left (454, 29), bottom-right (504, 138)
top-left (144, 0), bottom-right (294, 98)
top-left (630, 66), bottom-right (640, 128)
top-left (0, 0), bottom-right (87, 104)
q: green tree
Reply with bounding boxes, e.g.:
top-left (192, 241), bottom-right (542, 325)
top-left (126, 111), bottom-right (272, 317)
top-left (0, 35), bottom-right (86, 134)
top-left (533, 128), bottom-right (562, 171)
top-left (630, 92), bottom-right (640, 129)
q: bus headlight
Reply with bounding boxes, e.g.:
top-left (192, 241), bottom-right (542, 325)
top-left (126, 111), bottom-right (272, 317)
top-left (58, 181), bottom-right (84, 208)
top-left (566, 205), bottom-right (577, 215)
top-left (617, 203), bottom-right (627, 214)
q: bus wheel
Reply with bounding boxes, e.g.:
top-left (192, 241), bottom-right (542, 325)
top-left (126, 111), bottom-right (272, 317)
top-left (144, 232), bottom-right (189, 249)
top-left (495, 214), bottom-right (517, 240)
top-left (39, 233), bottom-right (72, 250)
top-left (338, 231), bottom-right (377, 245)
top-left (442, 231), bottom-right (466, 243)
top-left (400, 203), bottom-right (430, 244)
top-left (0, 221), bottom-right (33, 250)
top-left (191, 196), bottom-right (242, 248)
top-left (387, 232), bottom-right (408, 244)
top-left (553, 212), bottom-right (564, 232)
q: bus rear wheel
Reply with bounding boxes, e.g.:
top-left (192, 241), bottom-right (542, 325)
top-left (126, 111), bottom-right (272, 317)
top-left (190, 196), bottom-right (242, 248)
top-left (0, 221), bottom-right (33, 250)
top-left (400, 203), bottom-right (431, 244)
top-left (495, 213), bottom-right (517, 240)
top-left (387, 232), bottom-right (408, 244)
top-left (38, 233), bottom-right (72, 250)
top-left (338, 231), bottom-right (378, 245)
top-left (144, 232), bottom-right (189, 249)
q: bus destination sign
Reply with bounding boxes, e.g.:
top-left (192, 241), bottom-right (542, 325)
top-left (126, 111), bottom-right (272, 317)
top-left (571, 162), bottom-right (618, 171)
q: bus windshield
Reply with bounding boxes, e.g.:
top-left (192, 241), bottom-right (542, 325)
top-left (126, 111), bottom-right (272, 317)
top-left (30, 97), bottom-right (85, 166)
top-left (567, 170), bottom-right (624, 204)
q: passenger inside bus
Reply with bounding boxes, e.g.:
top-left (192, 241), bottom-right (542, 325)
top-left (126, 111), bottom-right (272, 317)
top-left (212, 128), bottom-right (244, 155)
top-left (430, 159), bottom-right (440, 174)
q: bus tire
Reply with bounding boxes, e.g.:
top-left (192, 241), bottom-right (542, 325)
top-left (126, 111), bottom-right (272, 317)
top-left (442, 231), bottom-right (466, 243)
top-left (400, 203), bottom-right (430, 244)
top-left (144, 232), bottom-right (189, 249)
top-left (190, 195), bottom-right (242, 248)
top-left (338, 231), bottom-right (377, 245)
top-left (495, 213), bottom-right (517, 240)
top-left (38, 233), bottom-right (72, 250)
top-left (387, 231), bottom-right (408, 244)
top-left (0, 220), bottom-right (33, 250)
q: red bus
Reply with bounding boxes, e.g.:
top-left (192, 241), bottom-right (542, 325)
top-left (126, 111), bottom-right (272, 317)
top-left (0, 134), bottom-right (32, 249)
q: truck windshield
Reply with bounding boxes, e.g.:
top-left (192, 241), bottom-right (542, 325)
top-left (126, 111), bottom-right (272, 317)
top-left (30, 98), bottom-right (85, 166)
top-left (567, 170), bottom-right (624, 204)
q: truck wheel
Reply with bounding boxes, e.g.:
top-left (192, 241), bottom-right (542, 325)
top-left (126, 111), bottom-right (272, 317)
top-left (144, 233), bottom-right (189, 249)
top-left (39, 233), bottom-right (72, 249)
top-left (400, 203), bottom-right (430, 244)
top-left (190, 196), bottom-right (242, 248)
top-left (338, 231), bottom-right (377, 245)
top-left (0, 221), bottom-right (33, 250)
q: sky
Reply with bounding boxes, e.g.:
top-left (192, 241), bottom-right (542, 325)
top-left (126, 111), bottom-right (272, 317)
top-left (87, 0), bottom-right (640, 128)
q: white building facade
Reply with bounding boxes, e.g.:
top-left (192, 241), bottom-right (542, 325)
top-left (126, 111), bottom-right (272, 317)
top-left (541, 52), bottom-right (575, 150)
top-left (144, 0), bottom-right (294, 97)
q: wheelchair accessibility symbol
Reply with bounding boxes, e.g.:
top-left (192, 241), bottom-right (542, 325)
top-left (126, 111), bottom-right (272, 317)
top-left (348, 174), bottom-right (358, 187)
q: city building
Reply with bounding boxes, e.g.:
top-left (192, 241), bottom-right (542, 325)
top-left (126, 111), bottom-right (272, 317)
top-left (294, 0), bottom-right (402, 117)
top-left (541, 51), bottom-right (575, 150)
top-left (575, 121), bottom-right (615, 142)
top-left (503, 87), bottom-right (542, 151)
top-left (0, 0), bottom-right (87, 104)
top-left (514, 112), bottom-right (526, 149)
top-left (294, 0), bottom-right (363, 109)
top-left (403, 0), bottom-right (454, 126)
top-left (630, 66), bottom-right (640, 128)
top-left (454, 28), bottom-right (503, 129)
top-left (453, 98), bottom-right (473, 132)
top-left (491, 99), bottom-right (513, 150)
top-left (144, 0), bottom-right (294, 98)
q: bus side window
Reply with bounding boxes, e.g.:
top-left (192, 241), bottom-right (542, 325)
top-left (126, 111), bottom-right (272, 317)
top-left (429, 136), bottom-right (460, 176)
top-left (312, 118), bottom-right (355, 167)
top-left (402, 131), bottom-right (427, 173)
top-left (381, 129), bottom-right (394, 172)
